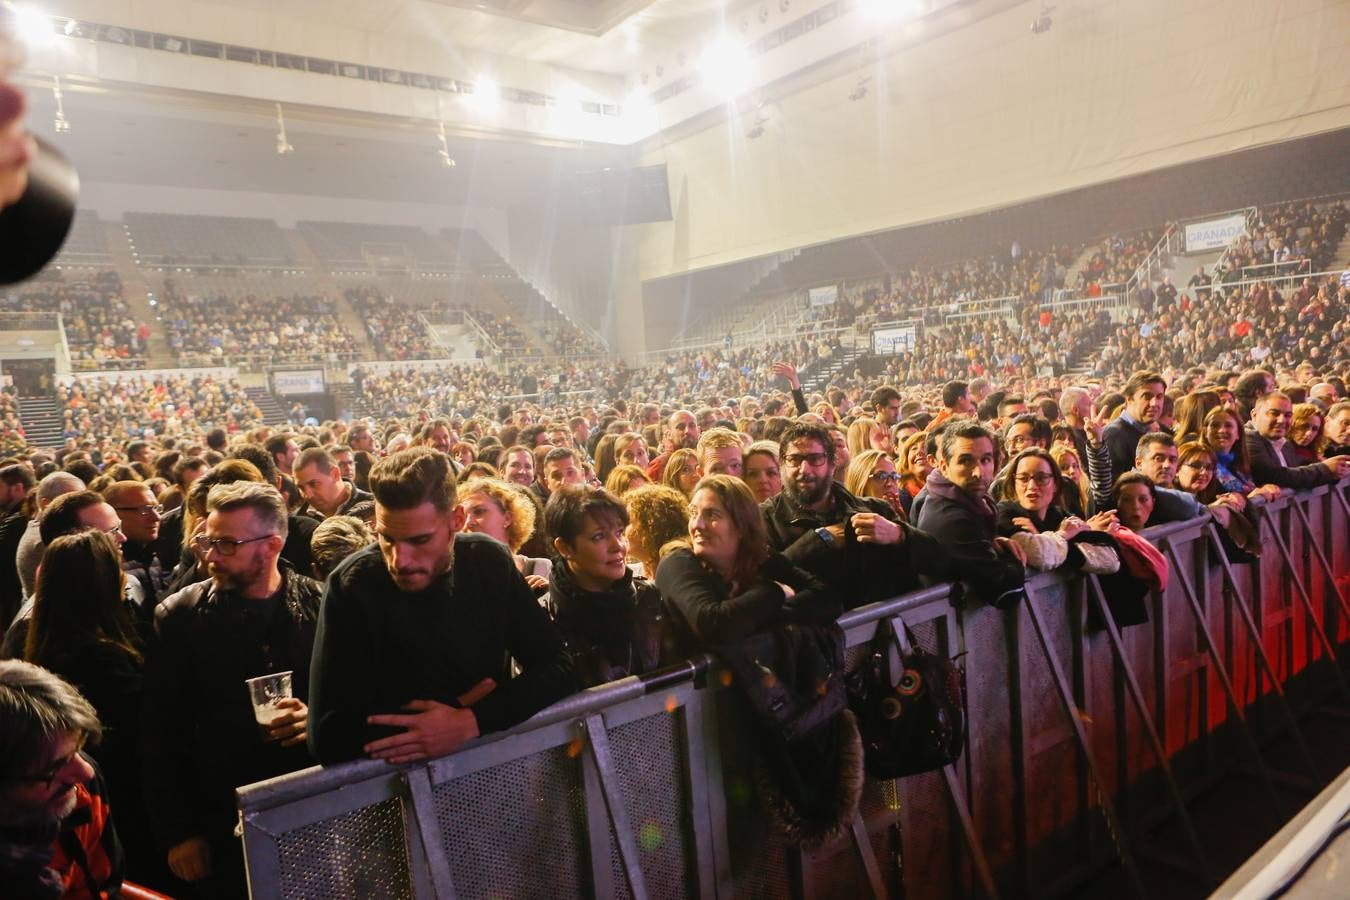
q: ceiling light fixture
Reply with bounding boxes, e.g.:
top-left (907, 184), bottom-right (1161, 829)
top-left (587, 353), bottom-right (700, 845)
top-left (699, 34), bottom-right (752, 100)
top-left (274, 103), bottom-right (293, 155)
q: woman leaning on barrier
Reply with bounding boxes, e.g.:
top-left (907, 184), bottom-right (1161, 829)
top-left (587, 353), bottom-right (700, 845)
top-left (655, 474), bottom-right (840, 651)
top-left (995, 448), bottom-right (1120, 573)
top-left (1202, 406), bottom-right (1282, 502)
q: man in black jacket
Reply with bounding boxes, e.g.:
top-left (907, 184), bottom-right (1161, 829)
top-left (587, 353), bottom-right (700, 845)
top-left (1101, 371), bottom-right (1166, 480)
top-left (142, 482), bottom-right (320, 899)
top-left (307, 448), bottom-right (575, 767)
top-left (1245, 392), bottom-right (1350, 489)
top-left (760, 422), bottom-right (951, 608)
top-left (914, 422), bottom-right (1027, 607)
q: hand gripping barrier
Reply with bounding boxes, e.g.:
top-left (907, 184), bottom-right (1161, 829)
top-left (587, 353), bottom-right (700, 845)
top-left (236, 478), bottom-right (1350, 899)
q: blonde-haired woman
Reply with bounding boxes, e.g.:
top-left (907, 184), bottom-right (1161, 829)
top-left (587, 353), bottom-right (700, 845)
top-left (844, 449), bottom-right (907, 518)
top-left (458, 478), bottom-right (552, 591)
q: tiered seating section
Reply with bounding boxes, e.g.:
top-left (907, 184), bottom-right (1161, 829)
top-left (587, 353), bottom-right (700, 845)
top-left (344, 287), bottom-right (440, 360)
top-left (0, 270), bottom-right (149, 369)
top-left (5, 196), bottom-right (1340, 446)
top-left (157, 279), bottom-right (359, 367)
top-left (58, 374), bottom-right (263, 443)
top-left (125, 213), bottom-right (294, 268)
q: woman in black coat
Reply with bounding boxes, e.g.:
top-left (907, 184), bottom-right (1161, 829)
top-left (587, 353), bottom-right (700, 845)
top-left (656, 474), bottom-right (840, 651)
top-left (542, 484), bottom-right (672, 688)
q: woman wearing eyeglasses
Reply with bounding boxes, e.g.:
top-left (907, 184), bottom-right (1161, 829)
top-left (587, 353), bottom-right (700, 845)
top-left (844, 449), bottom-right (908, 519)
top-left (996, 448), bottom-right (1118, 572)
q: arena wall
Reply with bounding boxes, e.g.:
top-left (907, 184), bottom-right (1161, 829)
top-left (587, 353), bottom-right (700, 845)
top-left (637, 0), bottom-right (1350, 281)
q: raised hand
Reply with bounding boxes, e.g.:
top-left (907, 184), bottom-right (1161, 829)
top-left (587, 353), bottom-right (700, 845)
top-left (1084, 405), bottom-right (1111, 446)
top-left (770, 361), bottom-right (801, 390)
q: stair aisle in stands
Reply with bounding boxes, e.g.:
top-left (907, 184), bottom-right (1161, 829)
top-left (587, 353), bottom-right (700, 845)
top-left (104, 222), bottom-right (176, 368)
top-left (244, 386), bottom-right (289, 426)
top-left (18, 395), bottom-right (66, 449)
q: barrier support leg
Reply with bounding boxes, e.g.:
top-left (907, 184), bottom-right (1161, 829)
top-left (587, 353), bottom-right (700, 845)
top-left (1163, 542), bottom-right (1284, 812)
top-left (848, 812), bottom-right (887, 900)
top-left (1202, 524), bottom-right (1322, 781)
top-left (581, 714), bottom-right (650, 900)
top-left (405, 768), bottom-right (459, 900)
top-left (889, 617), bottom-right (1000, 900)
top-left (1263, 522), bottom-right (1350, 704)
top-left (1022, 592), bottom-right (1148, 899)
top-left (1084, 575), bottom-right (1216, 886)
top-left (1289, 500), bottom-right (1350, 628)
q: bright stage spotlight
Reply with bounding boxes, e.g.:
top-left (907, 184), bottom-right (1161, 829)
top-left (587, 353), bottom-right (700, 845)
top-left (699, 35), bottom-right (752, 101)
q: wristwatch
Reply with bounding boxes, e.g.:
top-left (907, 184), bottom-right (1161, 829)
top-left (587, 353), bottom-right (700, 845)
top-left (814, 526), bottom-right (835, 546)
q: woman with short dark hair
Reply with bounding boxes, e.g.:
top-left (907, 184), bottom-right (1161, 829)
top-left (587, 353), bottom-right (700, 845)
top-left (541, 484), bottom-right (668, 687)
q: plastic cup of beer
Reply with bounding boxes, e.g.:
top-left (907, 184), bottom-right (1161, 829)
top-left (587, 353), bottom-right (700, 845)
top-left (246, 671), bottom-right (293, 739)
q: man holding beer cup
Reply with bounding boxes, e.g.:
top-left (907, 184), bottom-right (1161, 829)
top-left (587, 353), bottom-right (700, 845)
top-left (141, 482), bottom-right (322, 897)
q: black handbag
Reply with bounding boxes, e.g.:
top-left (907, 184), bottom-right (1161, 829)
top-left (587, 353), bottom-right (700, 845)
top-left (718, 622), bottom-right (848, 743)
top-left (846, 618), bottom-right (966, 778)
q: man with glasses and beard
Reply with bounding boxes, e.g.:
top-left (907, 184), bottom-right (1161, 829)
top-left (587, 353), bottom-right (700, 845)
top-left (0, 661), bottom-right (124, 897)
top-left (141, 482), bottom-right (320, 898)
top-left (760, 422), bottom-right (950, 609)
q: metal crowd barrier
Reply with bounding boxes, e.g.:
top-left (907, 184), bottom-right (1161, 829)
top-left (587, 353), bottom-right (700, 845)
top-left (237, 478), bottom-right (1350, 899)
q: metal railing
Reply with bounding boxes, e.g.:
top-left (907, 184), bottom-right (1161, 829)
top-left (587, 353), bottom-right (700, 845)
top-left (459, 310), bottom-right (503, 358)
top-left (1237, 259), bottom-right (1313, 281)
top-left (0, 311), bottom-right (62, 331)
top-left (238, 479), bottom-right (1350, 900)
top-left (1182, 267), bottom-right (1344, 298)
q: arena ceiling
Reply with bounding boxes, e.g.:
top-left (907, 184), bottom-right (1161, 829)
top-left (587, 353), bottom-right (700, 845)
top-left (214, 0), bottom-right (733, 70)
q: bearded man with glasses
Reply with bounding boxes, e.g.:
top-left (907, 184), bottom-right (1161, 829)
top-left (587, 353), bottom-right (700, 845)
top-left (760, 421), bottom-right (951, 609)
top-left (142, 481), bottom-right (321, 898)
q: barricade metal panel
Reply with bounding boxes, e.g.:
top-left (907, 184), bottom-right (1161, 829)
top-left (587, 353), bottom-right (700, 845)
top-left (238, 479), bottom-right (1350, 900)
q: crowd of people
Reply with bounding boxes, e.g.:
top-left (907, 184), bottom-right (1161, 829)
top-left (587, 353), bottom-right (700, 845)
top-left (156, 280), bottom-right (360, 367)
top-left (1092, 272), bottom-right (1349, 380)
top-left (1, 344), bottom-right (1347, 895)
top-left (0, 389), bottom-right (25, 455)
top-left (833, 242), bottom-right (1082, 327)
top-left (0, 270), bottom-right (150, 369)
top-left (1074, 229), bottom-right (1161, 296)
top-left (1223, 199), bottom-right (1348, 279)
top-left (59, 374), bottom-right (265, 445)
top-left (343, 287), bottom-right (440, 360)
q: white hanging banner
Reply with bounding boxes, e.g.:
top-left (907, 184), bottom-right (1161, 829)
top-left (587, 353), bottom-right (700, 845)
top-left (1184, 214), bottom-right (1247, 253)
top-left (808, 285), bottom-right (838, 307)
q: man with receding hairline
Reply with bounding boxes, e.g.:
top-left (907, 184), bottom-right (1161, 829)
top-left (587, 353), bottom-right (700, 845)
top-left (1245, 391), bottom-right (1350, 488)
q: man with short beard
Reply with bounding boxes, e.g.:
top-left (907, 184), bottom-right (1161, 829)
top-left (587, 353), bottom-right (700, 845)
top-left (307, 448), bottom-right (573, 765)
top-left (645, 410), bottom-right (701, 480)
top-left (760, 422), bottom-right (949, 609)
top-left (915, 422), bottom-right (1027, 607)
top-left (142, 482), bottom-right (320, 897)
top-left (0, 661), bottom-right (124, 896)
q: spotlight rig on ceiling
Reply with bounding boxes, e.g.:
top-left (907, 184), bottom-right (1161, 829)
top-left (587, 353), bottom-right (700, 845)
top-left (51, 74), bottom-right (70, 133)
top-left (1031, 4), bottom-right (1055, 34)
top-left (274, 103), bottom-right (294, 155)
top-left (437, 121), bottom-right (457, 168)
